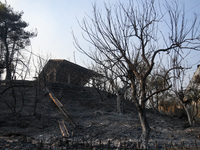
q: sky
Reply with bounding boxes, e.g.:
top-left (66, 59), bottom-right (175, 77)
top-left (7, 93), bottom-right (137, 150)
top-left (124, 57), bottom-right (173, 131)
top-left (4, 0), bottom-right (107, 64)
top-left (2, 0), bottom-right (200, 84)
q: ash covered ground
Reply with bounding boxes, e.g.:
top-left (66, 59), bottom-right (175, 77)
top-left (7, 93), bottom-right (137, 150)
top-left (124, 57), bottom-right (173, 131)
top-left (0, 82), bottom-right (200, 149)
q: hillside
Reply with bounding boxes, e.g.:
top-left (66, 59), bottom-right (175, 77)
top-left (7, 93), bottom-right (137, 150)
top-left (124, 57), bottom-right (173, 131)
top-left (0, 81), bottom-right (200, 149)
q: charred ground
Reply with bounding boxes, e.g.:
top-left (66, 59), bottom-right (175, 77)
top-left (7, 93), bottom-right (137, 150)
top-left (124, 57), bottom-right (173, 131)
top-left (0, 81), bottom-right (200, 149)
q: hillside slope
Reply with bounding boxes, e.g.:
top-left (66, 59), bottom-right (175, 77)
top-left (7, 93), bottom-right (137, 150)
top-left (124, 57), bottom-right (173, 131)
top-left (0, 81), bottom-right (200, 149)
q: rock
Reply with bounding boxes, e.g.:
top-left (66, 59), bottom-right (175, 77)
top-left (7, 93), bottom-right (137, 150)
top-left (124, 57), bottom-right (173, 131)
top-left (32, 139), bottom-right (38, 145)
top-left (7, 139), bottom-right (18, 143)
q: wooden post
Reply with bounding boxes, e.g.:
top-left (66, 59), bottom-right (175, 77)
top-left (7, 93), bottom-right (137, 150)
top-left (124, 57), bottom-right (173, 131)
top-left (137, 141), bottom-right (140, 149)
top-left (181, 141), bottom-right (185, 148)
top-left (164, 143), bottom-right (167, 150)
top-left (155, 141), bottom-right (158, 150)
top-left (195, 140), bottom-right (198, 148)
top-left (90, 139), bottom-right (93, 150)
top-left (170, 140), bottom-right (173, 147)
top-left (107, 140), bottom-right (111, 150)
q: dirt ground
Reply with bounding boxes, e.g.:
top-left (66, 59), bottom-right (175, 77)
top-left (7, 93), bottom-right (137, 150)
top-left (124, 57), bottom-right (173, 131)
top-left (0, 81), bottom-right (200, 149)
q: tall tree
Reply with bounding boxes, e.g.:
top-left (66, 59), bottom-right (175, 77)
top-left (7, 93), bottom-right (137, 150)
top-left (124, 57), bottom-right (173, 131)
top-left (0, 2), bottom-right (36, 80)
top-left (74, 0), bottom-right (200, 148)
top-left (0, 41), bottom-right (4, 80)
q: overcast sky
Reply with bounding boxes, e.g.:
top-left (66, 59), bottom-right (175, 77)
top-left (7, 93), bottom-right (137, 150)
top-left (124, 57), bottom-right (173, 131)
top-left (3, 0), bottom-right (200, 84)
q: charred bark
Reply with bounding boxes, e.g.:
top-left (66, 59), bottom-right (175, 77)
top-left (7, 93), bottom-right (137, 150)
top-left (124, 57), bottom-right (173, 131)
top-left (138, 108), bottom-right (151, 149)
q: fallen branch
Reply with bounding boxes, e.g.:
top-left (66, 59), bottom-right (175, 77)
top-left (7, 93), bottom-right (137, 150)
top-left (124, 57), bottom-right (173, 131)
top-left (47, 88), bottom-right (76, 128)
top-left (58, 120), bottom-right (70, 137)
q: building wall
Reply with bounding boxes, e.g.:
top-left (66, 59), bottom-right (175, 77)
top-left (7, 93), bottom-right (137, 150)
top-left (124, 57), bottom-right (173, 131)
top-left (39, 59), bottom-right (96, 87)
top-left (158, 101), bottom-right (186, 117)
top-left (158, 65), bottom-right (200, 120)
top-left (187, 65), bottom-right (200, 90)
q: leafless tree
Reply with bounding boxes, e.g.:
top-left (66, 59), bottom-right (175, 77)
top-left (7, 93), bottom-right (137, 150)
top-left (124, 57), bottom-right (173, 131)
top-left (0, 50), bottom-right (33, 116)
top-left (32, 54), bottom-right (49, 115)
top-left (145, 66), bottom-right (169, 110)
top-left (172, 72), bottom-right (200, 126)
top-left (86, 62), bottom-right (126, 113)
top-left (91, 61), bottom-right (128, 114)
top-left (171, 68), bottom-right (194, 126)
top-left (74, 0), bottom-right (200, 148)
top-left (0, 77), bottom-right (32, 116)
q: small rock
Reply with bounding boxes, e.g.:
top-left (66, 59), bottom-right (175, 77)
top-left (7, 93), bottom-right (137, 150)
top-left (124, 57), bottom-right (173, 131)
top-left (7, 139), bottom-right (18, 143)
top-left (26, 137), bottom-right (32, 143)
top-left (32, 139), bottom-right (38, 145)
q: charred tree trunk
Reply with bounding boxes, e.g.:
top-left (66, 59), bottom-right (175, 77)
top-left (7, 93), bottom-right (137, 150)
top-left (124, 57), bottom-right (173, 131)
top-left (33, 80), bottom-right (38, 115)
top-left (116, 90), bottom-right (123, 114)
top-left (181, 101), bottom-right (192, 126)
top-left (5, 53), bottom-right (11, 80)
top-left (176, 90), bottom-right (193, 127)
top-left (138, 107), bottom-right (151, 149)
top-left (3, 26), bottom-right (12, 81)
top-left (138, 81), bottom-right (151, 149)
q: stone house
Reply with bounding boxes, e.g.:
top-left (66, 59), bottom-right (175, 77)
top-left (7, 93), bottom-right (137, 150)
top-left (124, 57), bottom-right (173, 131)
top-left (185, 65), bottom-right (200, 120)
top-left (39, 59), bottom-right (98, 86)
top-left (186, 65), bottom-right (200, 91)
top-left (158, 65), bottom-right (200, 118)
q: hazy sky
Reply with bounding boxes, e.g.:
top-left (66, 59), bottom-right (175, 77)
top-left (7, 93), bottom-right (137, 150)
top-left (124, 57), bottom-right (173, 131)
top-left (5, 0), bottom-right (107, 64)
top-left (3, 0), bottom-right (200, 83)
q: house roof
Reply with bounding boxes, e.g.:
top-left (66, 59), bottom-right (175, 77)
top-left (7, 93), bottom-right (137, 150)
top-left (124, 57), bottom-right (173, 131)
top-left (47, 59), bottom-right (98, 76)
top-left (40, 59), bottom-right (99, 86)
top-left (186, 64), bottom-right (200, 90)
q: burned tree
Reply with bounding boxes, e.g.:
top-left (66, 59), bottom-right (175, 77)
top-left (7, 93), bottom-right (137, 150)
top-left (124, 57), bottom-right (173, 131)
top-left (171, 68), bottom-right (193, 126)
top-left (89, 61), bottom-right (128, 114)
top-left (74, 0), bottom-right (200, 148)
top-left (0, 2), bottom-right (36, 80)
top-left (0, 2), bottom-right (37, 116)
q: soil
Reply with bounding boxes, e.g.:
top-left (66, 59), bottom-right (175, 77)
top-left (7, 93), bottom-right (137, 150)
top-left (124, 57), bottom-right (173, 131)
top-left (0, 81), bottom-right (200, 149)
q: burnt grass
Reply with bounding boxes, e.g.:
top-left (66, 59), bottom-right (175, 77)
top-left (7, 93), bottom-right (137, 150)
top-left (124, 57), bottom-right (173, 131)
top-left (0, 81), bottom-right (200, 149)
